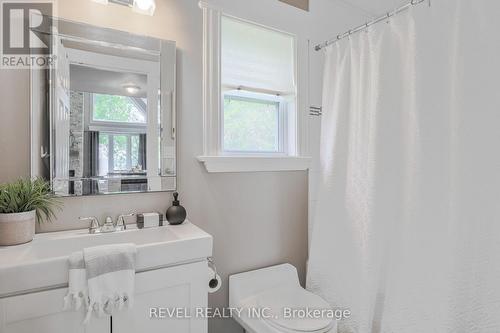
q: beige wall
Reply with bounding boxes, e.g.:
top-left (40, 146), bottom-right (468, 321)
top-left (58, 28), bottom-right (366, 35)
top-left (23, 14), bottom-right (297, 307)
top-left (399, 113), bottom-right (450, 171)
top-left (0, 1), bottom-right (364, 332)
top-left (0, 70), bottom-right (31, 182)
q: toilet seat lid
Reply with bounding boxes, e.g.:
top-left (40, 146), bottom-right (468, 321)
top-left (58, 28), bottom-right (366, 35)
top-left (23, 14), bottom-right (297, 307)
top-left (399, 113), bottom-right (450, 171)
top-left (256, 286), bottom-right (334, 332)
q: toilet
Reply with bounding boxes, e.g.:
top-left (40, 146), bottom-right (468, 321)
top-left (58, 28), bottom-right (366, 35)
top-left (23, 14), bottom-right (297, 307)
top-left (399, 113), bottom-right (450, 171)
top-left (229, 264), bottom-right (338, 333)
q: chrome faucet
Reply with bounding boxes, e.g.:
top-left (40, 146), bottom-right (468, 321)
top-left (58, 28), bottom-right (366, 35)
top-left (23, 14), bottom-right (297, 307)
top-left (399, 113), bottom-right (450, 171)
top-left (79, 216), bottom-right (100, 234)
top-left (79, 214), bottom-right (135, 234)
top-left (116, 213), bottom-right (135, 231)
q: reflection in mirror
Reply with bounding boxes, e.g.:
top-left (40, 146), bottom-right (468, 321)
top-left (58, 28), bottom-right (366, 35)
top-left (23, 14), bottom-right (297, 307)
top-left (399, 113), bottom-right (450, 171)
top-left (70, 67), bottom-right (149, 195)
top-left (31, 18), bottom-right (176, 197)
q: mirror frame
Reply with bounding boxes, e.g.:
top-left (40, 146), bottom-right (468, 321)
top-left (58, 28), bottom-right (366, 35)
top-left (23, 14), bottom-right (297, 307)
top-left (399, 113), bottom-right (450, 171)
top-left (29, 17), bottom-right (177, 196)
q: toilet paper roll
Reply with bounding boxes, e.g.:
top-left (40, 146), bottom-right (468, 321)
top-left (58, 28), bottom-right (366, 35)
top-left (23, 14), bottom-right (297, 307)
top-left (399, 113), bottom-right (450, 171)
top-left (208, 267), bottom-right (222, 294)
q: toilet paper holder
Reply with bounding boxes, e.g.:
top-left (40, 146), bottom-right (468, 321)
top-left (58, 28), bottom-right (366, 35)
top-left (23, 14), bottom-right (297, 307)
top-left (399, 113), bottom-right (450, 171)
top-left (207, 257), bottom-right (219, 289)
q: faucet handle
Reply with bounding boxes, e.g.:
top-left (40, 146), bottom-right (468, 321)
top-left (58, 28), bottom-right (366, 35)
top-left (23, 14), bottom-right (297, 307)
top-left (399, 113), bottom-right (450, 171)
top-left (79, 216), bottom-right (100, 234)
top-left (100, 216), bottom-right (116, 233)
top-left (104, 216), bottom-right (114, 226)
top-left (116, 213), bottom-right (135, 231)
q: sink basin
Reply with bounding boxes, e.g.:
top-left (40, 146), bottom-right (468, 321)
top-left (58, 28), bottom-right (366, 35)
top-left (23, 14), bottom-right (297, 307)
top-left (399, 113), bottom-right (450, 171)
top-left (0, 227), bottom-right (179, 262)
top-left (0, 221), bottom-right (212, 298)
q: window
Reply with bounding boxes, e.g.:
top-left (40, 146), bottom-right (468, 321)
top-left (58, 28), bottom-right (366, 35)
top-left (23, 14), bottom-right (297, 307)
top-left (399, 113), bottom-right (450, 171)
top-left (198, 3), bottom-right (311, 172)
top-left (98, 133), bottom-right (145, 175)
top-left (221, 16), bottom-right (296, 155)
top-left (89, 93), bottom-right (148, 175)
top-left (223, 91), bottom-right (285, 153)
top-left (92, 93), bottom-right (147, 124)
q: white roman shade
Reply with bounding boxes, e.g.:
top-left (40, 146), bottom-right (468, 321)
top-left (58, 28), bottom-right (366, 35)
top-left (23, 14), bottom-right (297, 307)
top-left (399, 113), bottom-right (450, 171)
top-left (221, 16), bottom-right (296, 96)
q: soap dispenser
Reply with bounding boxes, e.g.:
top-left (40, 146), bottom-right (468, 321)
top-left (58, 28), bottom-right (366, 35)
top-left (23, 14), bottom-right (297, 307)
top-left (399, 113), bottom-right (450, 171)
top-left (166, 192), bottom-right (187, 225)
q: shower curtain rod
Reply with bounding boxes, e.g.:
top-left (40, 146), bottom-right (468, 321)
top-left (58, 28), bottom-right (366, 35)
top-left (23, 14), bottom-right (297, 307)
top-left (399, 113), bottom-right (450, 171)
top-left (314, 0), bottom-right (429, 51)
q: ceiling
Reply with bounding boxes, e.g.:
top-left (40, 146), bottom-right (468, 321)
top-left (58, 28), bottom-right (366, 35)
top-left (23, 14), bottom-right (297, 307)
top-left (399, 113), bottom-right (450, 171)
top-left (335, 0), bottom-right (412, 18)
top-left (70, 64), bottom-right (148, 98)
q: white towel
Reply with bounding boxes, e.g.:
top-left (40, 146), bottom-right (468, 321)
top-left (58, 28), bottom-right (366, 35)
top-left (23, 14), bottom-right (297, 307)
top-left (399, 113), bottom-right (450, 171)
top-left (64, 243), bottom-right (137, 324)
top-left (63, 251), bottom-right (88, 311)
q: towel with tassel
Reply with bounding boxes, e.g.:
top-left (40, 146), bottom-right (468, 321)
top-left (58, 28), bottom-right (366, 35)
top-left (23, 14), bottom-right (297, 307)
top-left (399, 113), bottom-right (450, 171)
top-left (64, 243), bottom-right (137, 324)
top-left (63, 251), bottom-right (88, 311)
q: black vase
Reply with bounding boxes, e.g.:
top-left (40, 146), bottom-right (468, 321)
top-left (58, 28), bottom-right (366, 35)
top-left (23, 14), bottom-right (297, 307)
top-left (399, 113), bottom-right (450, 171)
top-left (166, 192), bottom-right (186, 225)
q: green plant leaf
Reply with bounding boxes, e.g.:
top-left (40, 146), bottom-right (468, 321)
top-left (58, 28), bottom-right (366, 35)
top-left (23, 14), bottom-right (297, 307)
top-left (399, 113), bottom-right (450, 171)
top-left (0, 178), bottom-right (61, 223)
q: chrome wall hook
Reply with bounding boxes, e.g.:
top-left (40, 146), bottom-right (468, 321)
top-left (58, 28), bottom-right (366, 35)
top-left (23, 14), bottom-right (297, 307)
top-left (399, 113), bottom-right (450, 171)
top-left (208, 257), bottom-right (217, 278)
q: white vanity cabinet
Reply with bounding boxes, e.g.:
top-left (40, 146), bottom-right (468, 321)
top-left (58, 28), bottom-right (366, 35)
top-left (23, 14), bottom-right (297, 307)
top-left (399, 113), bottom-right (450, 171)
top-left (0, 288), bottom-right (109, 333)
top-left (0, 223), bottom-right (213, 333)
top-left (0, 261), bottom-right (208, 333)
top-left (113, 261), bottom-right (208, 333)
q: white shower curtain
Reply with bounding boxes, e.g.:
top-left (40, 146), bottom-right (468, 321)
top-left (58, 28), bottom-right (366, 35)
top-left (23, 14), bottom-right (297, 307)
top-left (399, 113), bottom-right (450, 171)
top-left (307, 1), bottom-right (500, 332)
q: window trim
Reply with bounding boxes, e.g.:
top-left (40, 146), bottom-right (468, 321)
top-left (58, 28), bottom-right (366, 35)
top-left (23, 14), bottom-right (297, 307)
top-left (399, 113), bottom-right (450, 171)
top-left (197, 155), bottom-right (311, 173)
top-left (198, 1), bottom-right (310, 172)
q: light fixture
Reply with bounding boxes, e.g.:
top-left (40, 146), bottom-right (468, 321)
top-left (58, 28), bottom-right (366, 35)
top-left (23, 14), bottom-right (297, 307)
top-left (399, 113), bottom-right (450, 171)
top-left (91, 0), bottom-right (156, 16)
top-left (123, 84), bottom-right (141, 95)
top-left (134, 0), bottom-right (152, 10)
top-left (133, 0), bottom-right (156, 16)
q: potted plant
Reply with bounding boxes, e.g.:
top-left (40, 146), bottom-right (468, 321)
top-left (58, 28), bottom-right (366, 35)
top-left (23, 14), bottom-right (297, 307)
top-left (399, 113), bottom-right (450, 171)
top-left (0, 178), bottom-right (60, 246)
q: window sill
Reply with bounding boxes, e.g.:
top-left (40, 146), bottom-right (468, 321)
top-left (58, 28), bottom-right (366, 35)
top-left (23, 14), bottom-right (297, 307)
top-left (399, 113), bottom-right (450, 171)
top-left (197, 156), bottom-right (311, 173)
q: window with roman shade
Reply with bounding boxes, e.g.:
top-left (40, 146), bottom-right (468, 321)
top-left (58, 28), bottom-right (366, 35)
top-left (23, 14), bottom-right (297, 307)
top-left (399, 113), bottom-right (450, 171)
top-left (198, 3), bottom-right (311, 172)
top-left (221, 16), bottom-right (296, 96)
top-left (221, 16), bottom-right (297, 155)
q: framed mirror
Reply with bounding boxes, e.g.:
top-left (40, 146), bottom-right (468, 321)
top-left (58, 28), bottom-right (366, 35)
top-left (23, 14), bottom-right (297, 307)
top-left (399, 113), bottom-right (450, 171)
top-left (31, 18), bottom-right (176, 197)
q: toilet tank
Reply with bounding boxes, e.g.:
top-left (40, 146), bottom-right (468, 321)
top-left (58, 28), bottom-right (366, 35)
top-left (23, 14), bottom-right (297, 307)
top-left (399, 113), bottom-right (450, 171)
top-left (229, 263), bottom-right (300, 308)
